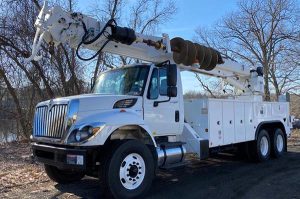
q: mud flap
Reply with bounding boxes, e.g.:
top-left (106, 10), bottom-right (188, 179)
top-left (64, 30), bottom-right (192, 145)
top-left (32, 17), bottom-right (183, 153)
top-left (200, 139), bottom-right (209, 160)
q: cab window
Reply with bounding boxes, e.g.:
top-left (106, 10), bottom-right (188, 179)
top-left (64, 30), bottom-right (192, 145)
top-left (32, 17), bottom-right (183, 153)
top-left (159, 68), bottom-right (167, 96)
top-left (147, 67), bottom-right (168, 99)
top-left (147, 68), bottom-right (159, 99)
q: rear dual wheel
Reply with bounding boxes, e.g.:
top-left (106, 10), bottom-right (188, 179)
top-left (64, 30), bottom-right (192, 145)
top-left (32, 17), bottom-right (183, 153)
top-left (247, 129), bottom-right (271, 162)
top-left (272, 128), bottom-right (286, 158)
top-left (248, 128), bottom-right (286, 162)
top-left (255, 129), bottom-right (271, 162)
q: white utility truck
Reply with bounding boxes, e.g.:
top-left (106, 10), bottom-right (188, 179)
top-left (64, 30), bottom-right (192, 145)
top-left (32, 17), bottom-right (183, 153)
top-left (28, 2), bottom-right (293, 198)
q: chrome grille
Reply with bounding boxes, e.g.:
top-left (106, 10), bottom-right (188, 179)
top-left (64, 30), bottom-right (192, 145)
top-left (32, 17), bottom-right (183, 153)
top-left (33, 104), bottom-right (68, 139)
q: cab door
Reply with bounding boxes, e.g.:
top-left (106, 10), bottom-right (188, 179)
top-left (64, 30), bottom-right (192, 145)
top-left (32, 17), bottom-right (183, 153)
top-left (143, 66), bottom-right (181, 136)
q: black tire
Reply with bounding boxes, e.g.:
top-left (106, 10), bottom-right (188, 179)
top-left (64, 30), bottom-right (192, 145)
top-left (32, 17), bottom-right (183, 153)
top-left (103, 140), bottom-right (155, 199)
top-left (248, 129), bottom-right (271, 162)
top-left (44, 164), bottom-right (85, 184)
top-left (272, 128), bottom-right (286, 158)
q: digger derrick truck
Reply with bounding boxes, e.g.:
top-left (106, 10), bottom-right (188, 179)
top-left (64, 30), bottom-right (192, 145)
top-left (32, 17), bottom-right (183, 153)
top-left (29, 2), bottom-right (293, 198)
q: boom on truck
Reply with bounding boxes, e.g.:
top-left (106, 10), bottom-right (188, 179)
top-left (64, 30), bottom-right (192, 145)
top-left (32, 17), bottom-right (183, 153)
top-left (28, 2), bottom-right (293, 198)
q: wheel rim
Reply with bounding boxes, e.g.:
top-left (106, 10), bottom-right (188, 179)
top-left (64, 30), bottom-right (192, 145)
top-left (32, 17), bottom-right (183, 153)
top-left (276, 134), bottom-right (284, 152)
top-left (119, 153), bottom-right (146, 190)
top-left (260, 136), bottom-right (269, 156)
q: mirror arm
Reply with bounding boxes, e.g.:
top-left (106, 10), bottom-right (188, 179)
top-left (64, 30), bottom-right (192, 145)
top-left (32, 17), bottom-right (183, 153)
top-left (90, 77), bottom-right (95, 91)
top-left (153, 97), bottom-right (171, 107)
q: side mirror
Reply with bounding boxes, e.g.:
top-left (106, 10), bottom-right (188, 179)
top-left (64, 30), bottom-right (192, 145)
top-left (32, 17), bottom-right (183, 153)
top-left (167, 87), bottom-right (177, 97)
top-left (167, 64), bottom-right (177, 87)
top-left (167, 64), bottom-right (177, 98)
top-left (153, 64), bottom-right (178, 107)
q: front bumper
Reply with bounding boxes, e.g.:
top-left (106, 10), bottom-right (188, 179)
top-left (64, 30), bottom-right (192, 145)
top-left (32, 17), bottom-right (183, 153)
top-left (32, 143), bottom-right (87, 170)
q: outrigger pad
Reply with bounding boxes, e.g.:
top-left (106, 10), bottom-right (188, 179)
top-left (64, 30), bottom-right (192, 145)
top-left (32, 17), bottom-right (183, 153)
top-left (170, 37), bottom-right (224, 71)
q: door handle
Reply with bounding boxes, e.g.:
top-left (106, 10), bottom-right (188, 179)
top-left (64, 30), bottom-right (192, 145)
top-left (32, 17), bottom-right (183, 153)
top-left (175, 110), bottom-right (179, 122)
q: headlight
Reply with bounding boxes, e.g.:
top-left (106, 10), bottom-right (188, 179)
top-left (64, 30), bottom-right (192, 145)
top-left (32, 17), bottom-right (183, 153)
top-left (67, 123), bottom-right (105, 143)
top-left (75, 126), bottom-right (95, 142)
top-left (75, 131), bottom-right (82, 142)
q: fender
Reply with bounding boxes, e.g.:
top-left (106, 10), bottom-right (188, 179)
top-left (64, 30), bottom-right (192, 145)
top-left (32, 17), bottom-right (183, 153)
top-left (254, 120), bottom-right (286, 140)
top-left (74, 109), bottom-right (157, 147)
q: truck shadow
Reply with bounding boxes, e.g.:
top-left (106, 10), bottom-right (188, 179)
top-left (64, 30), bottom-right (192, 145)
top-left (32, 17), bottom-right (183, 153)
top-left (52, 150), bottom-right (300, 199)
top-left (52, 178), bottom-right (103, 198)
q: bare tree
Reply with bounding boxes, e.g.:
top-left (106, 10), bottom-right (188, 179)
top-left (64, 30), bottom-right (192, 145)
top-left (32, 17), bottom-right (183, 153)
top-left (194, 74), bottom-right (217, 98)
top-left (88, 0), bottom-right (177, 71)
top-left (0, 0), bottom-right (87, 138)
top-left (195, 0), bottom-right (300, 101)
top-left (0, 0), bottom-right (177, 139)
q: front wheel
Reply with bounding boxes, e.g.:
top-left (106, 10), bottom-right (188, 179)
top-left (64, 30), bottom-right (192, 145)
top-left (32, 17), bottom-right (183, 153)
top-left (104, 140), bottom-right (155, 199)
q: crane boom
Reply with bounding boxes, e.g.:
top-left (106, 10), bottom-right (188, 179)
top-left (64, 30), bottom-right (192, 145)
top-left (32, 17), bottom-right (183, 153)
top-left (27, 1), bottom-right (264, 96)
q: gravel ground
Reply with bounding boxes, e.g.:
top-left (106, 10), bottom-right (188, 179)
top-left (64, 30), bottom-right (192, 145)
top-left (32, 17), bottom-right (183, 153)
top-left (1, 130), bottom-right (300, 199)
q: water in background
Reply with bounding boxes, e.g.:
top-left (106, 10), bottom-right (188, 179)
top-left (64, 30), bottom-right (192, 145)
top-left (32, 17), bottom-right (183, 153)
top-left (0, 119), bottom-right (19, 143)
top-left (0, 133), bottom-right (18, 142)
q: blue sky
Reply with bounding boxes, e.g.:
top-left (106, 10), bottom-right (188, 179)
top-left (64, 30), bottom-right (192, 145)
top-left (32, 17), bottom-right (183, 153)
top-left (76, 0), bottom-right (239, 93)
top-left (77, 0), bottom-right (238, 40)
top-left (159, 0), bottom-right (238, 39)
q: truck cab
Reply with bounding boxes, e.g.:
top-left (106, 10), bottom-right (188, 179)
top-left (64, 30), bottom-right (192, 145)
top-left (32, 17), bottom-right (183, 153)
top-left (32, 63), bottom-right (182, 145)
top-left (32, 63), bottom-right (186, 198)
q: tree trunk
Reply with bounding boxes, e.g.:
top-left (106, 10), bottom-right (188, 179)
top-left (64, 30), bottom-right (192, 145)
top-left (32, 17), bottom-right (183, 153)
top-left (31, 61), bottom-right (55, 98)
top-left (0, 68), bottom-right (30, 138)
top-left (263, 63), bottom-right (271, 101)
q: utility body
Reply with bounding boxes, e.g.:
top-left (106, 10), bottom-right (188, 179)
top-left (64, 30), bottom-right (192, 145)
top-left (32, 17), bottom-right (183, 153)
top-left (29, 2), bottom-right (293, 198)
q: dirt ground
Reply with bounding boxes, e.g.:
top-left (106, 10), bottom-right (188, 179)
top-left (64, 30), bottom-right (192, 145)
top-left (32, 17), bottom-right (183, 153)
top-left (1, 130), bottom-right (300, 199)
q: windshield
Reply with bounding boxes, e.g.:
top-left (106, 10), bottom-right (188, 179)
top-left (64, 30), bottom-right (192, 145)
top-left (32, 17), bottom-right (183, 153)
top-left (93, 65), bottom-right (150, 96)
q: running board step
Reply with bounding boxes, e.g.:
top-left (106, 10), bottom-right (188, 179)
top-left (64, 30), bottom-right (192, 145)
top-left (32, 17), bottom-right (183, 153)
top-left (158, 141), bottom-right (186, 148)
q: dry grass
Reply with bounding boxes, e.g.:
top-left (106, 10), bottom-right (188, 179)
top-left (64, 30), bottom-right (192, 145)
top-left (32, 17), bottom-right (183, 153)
top-left (288, 129), bottom-right (300, 146)
top-left (0, 142), bottom-right (51, 196)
